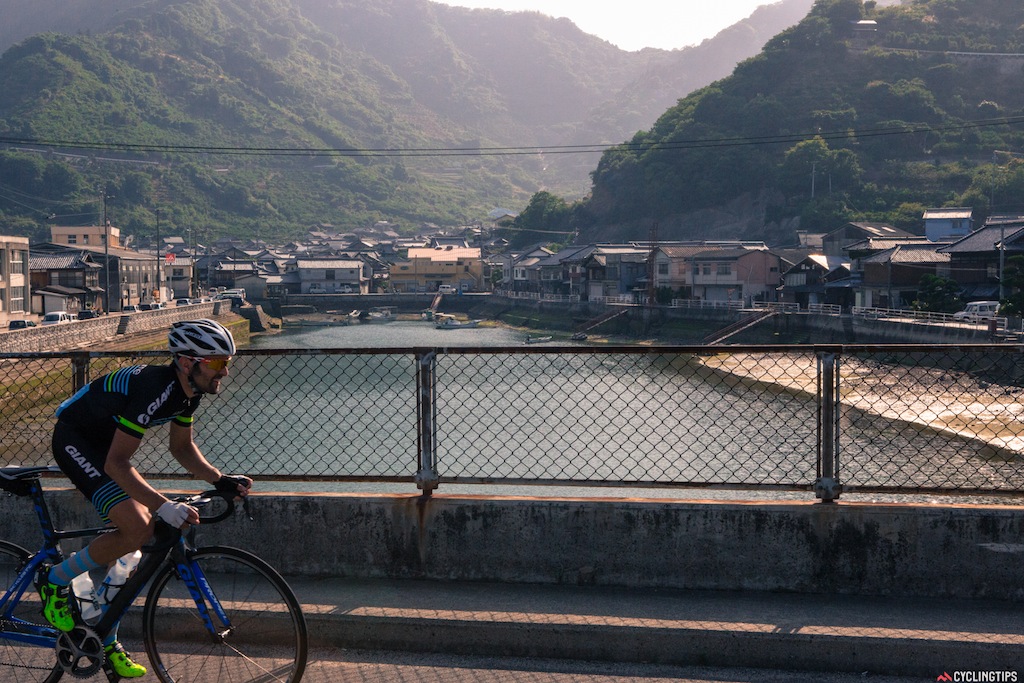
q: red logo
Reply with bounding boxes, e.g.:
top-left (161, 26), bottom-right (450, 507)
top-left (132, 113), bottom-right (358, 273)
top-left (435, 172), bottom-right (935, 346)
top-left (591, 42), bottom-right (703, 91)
top-left (936, 674), bottom-right (953, 682)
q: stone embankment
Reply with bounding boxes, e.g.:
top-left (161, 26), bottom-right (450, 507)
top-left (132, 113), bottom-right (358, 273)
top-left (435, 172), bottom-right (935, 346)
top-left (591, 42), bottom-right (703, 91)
top-left (0, 302), bottom-right (249, 353)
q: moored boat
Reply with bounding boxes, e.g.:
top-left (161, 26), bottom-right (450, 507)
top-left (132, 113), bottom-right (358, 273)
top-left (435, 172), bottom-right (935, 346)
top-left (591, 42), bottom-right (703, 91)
top-left (435, 314), bottom-right (482, 329)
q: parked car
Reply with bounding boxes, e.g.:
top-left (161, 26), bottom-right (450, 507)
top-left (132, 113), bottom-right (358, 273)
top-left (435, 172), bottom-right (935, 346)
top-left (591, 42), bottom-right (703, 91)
top-left (175, 298), bottom-right (193, 307)
top-left (41, 311), bottom-right (76, 325)
top-left (77, 310), bottom-right (100, 320)
top-left (438, 284), bottom-right (457, 294)
top-left (338, 285), bottom-right (355, 294)
top-left (7, 319), bottom-right (36, 330)
top-left (122, 305), bottom-right (140, 313)
top-left (952, 301), bottom-right (999, 323)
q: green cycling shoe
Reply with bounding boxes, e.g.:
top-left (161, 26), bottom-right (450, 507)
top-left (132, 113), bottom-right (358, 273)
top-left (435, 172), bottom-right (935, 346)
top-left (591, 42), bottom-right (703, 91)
top-left (36, 571), bottom-right (75, 632)
top-left (105, 641), bottom-right (147, 678)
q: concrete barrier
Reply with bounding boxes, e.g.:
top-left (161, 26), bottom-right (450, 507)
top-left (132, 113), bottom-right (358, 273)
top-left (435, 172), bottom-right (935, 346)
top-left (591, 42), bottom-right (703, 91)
top-left (5, 491), bottom-right (1023, 601)
top-left (0, 302), bottom-right (224, 353)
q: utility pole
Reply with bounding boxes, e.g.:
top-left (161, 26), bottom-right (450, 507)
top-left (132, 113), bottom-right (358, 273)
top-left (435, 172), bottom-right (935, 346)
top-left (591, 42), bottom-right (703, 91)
top-left (155, 208), bottom-right (161, 303)
top-left (102, 192), bottom-right (112, 313)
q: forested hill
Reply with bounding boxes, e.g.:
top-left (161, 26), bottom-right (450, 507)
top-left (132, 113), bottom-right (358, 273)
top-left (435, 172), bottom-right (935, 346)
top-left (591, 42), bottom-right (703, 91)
top-left (0, 0), bottom-right (812, 245)
top-left (564, 0), bottom-right (1024, 247)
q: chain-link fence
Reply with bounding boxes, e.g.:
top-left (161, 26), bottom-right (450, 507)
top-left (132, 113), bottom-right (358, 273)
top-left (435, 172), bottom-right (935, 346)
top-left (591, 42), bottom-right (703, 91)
top-left (2, 345), bottom-right (1023, 499)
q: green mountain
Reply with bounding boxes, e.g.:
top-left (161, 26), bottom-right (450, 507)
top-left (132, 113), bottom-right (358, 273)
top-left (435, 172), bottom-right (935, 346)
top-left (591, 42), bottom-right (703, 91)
top-left (0, 0), bottom-right (812, 245)
top-left (570, 0), bottom-right (1024, 246)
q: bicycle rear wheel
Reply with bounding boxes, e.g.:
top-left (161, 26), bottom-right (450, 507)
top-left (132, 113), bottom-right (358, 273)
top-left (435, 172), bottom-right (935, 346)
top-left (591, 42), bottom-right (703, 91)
top-left (142, 546), bottom-right (307, 683)
top-left (0, 541), bottom-right (63, 682)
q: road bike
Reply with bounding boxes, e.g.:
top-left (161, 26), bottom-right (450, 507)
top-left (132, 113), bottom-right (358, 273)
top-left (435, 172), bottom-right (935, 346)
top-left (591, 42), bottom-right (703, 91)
top-left (0, 465), bottom-right (307, 682)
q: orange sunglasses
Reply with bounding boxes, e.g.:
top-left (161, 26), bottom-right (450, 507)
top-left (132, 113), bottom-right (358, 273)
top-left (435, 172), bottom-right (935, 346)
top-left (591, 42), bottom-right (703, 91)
top-left (191, 357), bottom-right (232, 372)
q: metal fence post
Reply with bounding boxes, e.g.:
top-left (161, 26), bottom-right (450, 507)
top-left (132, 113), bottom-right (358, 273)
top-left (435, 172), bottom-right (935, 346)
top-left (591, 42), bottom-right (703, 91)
top-left (70, 352), bottom-right (91, 391)
top-left (414, 350), bottom-right (439, 494)
top-left (814, 351), bottom-right (841, 503)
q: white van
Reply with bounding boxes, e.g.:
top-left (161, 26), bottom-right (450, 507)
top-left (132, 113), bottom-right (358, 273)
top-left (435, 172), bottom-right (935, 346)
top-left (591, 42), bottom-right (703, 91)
top-left (953, 301), bottom-right (999, 323)
top-left (438, 284), bottom-right (457, 294)
top-left (41, 311), bottom-right (76, 325)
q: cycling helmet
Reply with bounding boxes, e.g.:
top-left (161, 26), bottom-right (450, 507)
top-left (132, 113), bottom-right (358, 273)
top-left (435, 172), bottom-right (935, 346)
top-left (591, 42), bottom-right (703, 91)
top-left (168, 319), bottom-right (236, 357)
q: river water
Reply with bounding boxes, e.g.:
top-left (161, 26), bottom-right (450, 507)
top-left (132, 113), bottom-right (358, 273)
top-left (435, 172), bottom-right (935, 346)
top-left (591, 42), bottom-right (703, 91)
top-left (214, 320), bottom-right (1020, 504)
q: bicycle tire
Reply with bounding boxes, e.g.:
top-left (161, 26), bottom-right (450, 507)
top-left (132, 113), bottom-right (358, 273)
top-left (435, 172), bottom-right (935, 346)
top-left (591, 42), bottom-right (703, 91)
top-left (0, 541), bottom-right (64, 683)
top-left (141, 546), bottom-right (307, 683)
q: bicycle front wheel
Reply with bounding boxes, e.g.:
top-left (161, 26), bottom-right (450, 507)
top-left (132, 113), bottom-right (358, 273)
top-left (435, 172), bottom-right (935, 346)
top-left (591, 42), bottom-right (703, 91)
top-left (141, 546), bottom-right (307, 683)
top-left (0, 541), bottom-right (64, 683)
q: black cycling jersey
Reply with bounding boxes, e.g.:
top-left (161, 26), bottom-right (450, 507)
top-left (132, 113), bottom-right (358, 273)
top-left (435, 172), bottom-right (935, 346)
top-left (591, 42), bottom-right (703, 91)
top-left (52, 363), bottom-right (201, 518)
top-left (56, 363), bottom-right (200, 442)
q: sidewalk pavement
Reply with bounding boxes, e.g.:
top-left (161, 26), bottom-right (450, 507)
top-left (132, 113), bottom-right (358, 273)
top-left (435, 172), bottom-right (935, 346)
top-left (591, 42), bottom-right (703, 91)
top-left (289, 577), bottom-right (1024, 679)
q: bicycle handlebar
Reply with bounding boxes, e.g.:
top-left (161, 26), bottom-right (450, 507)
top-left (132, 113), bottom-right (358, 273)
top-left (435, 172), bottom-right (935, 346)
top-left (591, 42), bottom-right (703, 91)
top-left (141, 490), bottom-right (252, 554)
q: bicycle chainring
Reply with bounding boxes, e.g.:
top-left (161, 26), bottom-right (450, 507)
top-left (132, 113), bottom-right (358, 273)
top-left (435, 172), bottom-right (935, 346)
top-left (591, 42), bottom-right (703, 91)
top-left (55, 626), bottom-right (104, 678)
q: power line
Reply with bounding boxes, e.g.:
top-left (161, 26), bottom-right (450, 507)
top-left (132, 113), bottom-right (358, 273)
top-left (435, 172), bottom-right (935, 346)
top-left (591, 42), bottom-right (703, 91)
top-left (0, 116), bottom-right (1021, 159)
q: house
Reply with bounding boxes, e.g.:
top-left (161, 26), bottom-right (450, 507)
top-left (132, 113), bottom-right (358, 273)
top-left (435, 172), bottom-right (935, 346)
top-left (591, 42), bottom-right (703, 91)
top-left (163, 255), bottom-right (195, 300)
top-left (31, 242), bottom-right (159, 312)
top-left (853, 241), bottom-right (951, 309)
top-left (29, 251), bottom-right (104, 314)
top-left (780, 255), bottom-right (853, 309)
top-left (689, 246), bottom-right (785, 304)
top-left (923, 207), bottom-right (973, 242)
top-left (583, 246), bottom-right (649, 300)
top-left (822, 223), bottom-right (917, 257)
top-left (533, 245), bottom-right (596, 297)
top-left (0, 234), bottom-right (30, 326)
top-left (294, 259), bottom-right (365, 294)
top-left (937, 215), bottom-right (1024, 301)
top-left (50, 224), bottom-right (122, 249)
top-left (390, 246), bottom-right (484, 293)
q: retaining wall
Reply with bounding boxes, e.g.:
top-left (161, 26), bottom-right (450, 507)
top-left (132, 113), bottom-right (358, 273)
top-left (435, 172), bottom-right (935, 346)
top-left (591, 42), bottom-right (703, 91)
top-left (5, 491), bottom-right (1023, 601)
top-left (0, 302), bottom-right (222, 353)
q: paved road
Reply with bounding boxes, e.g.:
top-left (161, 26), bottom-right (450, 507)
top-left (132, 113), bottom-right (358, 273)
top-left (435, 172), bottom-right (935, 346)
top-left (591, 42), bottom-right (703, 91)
top-left (300, 649), bottom-right (934, 683)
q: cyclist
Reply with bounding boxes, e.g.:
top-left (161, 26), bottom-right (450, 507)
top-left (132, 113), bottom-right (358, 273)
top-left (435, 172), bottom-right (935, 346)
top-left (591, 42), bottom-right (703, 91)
top-left (39, 318), bottom-right (252, 678)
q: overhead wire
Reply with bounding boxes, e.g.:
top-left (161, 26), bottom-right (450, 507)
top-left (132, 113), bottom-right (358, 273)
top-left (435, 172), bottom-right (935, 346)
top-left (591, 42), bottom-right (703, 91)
top-left (0, 116), bottom-right (1021, 159)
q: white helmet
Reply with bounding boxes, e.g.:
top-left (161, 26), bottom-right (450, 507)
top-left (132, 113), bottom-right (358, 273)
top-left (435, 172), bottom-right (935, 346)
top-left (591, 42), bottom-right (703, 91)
top-left (168, 319), bottom-right (236, 357)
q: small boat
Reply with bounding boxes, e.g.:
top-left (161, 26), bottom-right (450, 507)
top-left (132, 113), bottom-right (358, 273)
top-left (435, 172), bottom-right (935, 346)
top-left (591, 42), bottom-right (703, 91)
top-left (570, 332), bottom-right (588, 341)
top-left (435, 315), bottom-right (481, 329)
top-left (361, 306), bottom-right (395, 323)
top-left (524, 335), bottom-right (553, 344)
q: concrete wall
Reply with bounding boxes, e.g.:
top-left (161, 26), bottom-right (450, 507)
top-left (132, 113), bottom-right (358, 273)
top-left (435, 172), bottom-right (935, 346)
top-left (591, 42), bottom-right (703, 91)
top-left (0, 302), bottom-right (222, 353)
top-left (6, 491), bottom-right (1023, 601)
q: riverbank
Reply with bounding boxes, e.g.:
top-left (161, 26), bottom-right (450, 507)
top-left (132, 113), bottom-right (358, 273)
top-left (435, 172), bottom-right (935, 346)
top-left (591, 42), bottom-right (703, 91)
top-left (697, 350), bottom-right (1024, 460)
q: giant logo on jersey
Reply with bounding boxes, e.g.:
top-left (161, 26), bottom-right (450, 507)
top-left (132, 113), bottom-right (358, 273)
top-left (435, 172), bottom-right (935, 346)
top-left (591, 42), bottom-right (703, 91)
top-left (136, 382), bottom-right (177, 426)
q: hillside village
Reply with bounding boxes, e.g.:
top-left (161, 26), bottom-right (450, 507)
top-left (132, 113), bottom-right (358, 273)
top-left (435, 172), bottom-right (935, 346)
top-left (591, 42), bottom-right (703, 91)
top-left (1, 207), bottom-right (1023, 327)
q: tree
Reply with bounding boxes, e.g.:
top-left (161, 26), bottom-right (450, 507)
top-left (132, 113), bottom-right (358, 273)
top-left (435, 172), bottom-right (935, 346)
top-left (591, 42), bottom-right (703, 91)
top-left (999, 255), bottom-right (1024, 315)
top-left (911, 274), bottom-right (962, 313)
top-left (505, 191), bottom-right (574, 249)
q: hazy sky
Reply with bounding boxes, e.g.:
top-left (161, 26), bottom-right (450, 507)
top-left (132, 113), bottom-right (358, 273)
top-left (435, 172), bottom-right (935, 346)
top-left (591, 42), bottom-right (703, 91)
top-left (432, 0), bottom-right (777, 51)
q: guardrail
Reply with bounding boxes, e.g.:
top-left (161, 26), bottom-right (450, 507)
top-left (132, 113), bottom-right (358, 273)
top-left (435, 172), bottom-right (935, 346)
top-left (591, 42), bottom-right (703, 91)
top-left (852, 306), bottom-right (1009, 329)
top-left (3, 345), bottom-right (1023, 502)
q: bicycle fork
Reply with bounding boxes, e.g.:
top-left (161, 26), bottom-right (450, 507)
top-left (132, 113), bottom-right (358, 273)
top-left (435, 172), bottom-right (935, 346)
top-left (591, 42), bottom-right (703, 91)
top-left (172, 549), bottom-right (233, 644)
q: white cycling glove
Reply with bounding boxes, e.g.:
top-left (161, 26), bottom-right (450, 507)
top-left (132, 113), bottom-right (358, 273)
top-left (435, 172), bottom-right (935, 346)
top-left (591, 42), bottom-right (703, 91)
top-left (156, 501), bottom-right (195, 528)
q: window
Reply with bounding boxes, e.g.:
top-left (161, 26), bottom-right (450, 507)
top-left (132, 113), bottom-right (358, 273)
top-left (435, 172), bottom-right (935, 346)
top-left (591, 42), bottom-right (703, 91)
top-left (82, 235), bottom-right (89, 244)
top-left (717, 263), bottom-right (731, 276)
top-left (68, 235), bottom-right (77, 244)
top-left (702, 264), bottom-right (711, 275)
top-left (10, 285), bottom-right (25, 313)
top-left (326, 270), bottom-right (336, 280)
top-left (10, 250), bottom-right (26, 275)
top-left (658, 263), bottom-right (668, 275)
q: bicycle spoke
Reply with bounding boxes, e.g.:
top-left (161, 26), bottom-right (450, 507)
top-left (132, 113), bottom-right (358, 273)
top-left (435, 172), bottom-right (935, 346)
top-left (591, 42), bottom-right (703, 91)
top-left (0, 542), bottom-right (64, 683)
top-left (143, 547), bottom-right (306, 683)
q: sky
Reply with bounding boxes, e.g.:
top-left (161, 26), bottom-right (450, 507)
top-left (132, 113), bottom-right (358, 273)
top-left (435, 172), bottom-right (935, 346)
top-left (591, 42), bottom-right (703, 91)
top-left (432, 0), bottom-right (776, 51)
